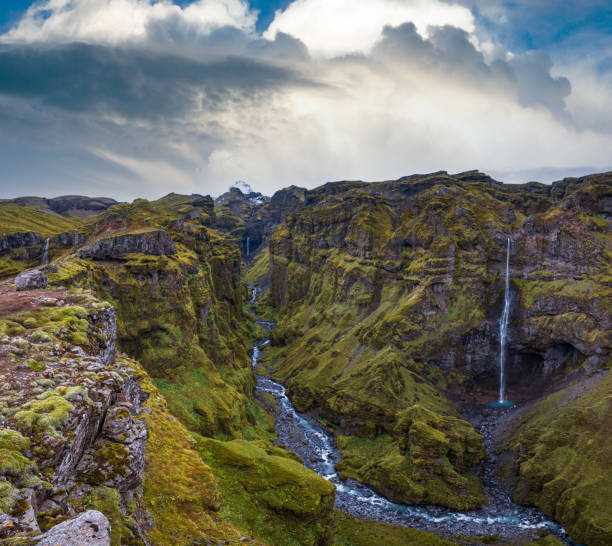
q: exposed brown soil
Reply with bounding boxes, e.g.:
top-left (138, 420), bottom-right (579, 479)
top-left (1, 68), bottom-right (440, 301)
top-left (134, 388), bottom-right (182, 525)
top-left (0, 280), bottom-right (80, 320)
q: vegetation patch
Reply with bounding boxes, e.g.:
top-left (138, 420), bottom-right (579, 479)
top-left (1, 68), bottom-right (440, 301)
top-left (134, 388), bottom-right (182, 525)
top-left (195, 436), bottom-right (336, 546)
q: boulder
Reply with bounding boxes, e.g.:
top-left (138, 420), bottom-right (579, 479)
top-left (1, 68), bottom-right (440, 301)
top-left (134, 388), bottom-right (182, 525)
top-left (15, 270), bottom-right (48, 291)
top-left (36, 510), bottom-right (110, 545)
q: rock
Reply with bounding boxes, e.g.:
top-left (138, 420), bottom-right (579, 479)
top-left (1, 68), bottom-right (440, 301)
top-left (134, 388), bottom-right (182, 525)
top-left (77, 230), bottom-right (176, 259)
top-left (15, 270), bottom-right (48, 291)
top-left (52, 230), bottom-right (87, 248)
top-left (36, 510), bottom-right (111, 545)
top-left (454, 206), bottom-right (469, 218)
top-left (503, 207), bottom-right (516, 224)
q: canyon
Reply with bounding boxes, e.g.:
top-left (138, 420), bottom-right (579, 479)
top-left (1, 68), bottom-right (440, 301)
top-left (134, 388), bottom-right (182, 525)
top-left (0, 170), bottom-right (609, 545)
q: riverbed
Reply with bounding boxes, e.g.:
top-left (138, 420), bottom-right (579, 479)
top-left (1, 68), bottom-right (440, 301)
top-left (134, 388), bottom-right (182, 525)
top-left (251, 325), bottom-right (573, 543)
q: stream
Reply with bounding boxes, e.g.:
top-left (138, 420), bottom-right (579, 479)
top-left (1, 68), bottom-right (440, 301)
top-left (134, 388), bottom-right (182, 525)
top-left (250, 291), bottom-right (573, 543)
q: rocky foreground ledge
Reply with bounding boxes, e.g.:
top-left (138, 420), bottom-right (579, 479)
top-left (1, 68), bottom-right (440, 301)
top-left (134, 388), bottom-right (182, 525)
top-left (0, 281), bottom-right (150, 543)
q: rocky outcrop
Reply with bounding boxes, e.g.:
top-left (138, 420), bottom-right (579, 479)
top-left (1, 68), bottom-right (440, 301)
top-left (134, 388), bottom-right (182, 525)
top-left (15, 269), bottom-right (48, 291)
top-left (77, 230), bottom-right (176, 259)
top-left (37, 510), bottom-right (111, 545)
top-left (52, 230), bottom-right (86, 249)
top-left (0, 232), bottom-right (42, 253)
top-left (0, 290), bottom-right (150, 543)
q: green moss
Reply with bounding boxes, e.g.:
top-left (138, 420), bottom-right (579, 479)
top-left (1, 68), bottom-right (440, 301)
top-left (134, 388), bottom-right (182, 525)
top-left (195, 436), bottom-right (335, 546)
top-left (507, 372), bottom-right (612, 545)
top-left (24, 359), bottom-right (45, 372)
top-left (14, 392), bottom-right (74, 432)
top-left (75, 486), bottom-right (141, 545)
top-left (333, 511), bottom-right (451, 545)
top-left (243, 246), bottom-right (270, 285)
top-left (527, 536), bottom-right (565, 546)
top-left (69, 331), bottom-right (89, 346)
top-left (0, 204), bottom-right (82, 237)
top-left (0, 480), bottom-right (18, 513)
top-left (335, 406), bottom-right (485, 510)
top-left (0, 429), bottom-right (30, 452)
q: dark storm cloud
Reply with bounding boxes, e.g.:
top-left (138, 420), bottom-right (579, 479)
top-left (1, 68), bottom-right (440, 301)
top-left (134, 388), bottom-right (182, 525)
top-left (0, 41), bottom-right (313, 120)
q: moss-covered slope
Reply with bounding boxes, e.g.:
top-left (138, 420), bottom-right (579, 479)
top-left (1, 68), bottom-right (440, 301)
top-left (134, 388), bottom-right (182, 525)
top-left (43, 194), bottom-right (262, 440)
top-left (0, 204), bottom-right (87, 279)
top-left (503, 370), bottom-right (612, 545)
top-left (263, 170), bottom-right (612, 514)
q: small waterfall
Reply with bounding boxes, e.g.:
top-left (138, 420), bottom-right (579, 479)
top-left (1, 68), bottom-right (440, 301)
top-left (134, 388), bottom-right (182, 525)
top-left (498, 238), bottom-right (511, 404)
top-left (41, 238), bottom-right (50, 266)
top-left (249, 288), bottom-right (567, 542)
top-left (246, 236), bottom-right (250, 257)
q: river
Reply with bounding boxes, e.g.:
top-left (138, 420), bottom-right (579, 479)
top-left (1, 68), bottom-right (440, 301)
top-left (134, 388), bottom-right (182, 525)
top-left (250, 297), bottom-right (574, 544)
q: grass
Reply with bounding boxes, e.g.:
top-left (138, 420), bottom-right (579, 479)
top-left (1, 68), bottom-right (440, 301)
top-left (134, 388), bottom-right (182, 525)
top-left (0, 204), bottom-right (82, 237)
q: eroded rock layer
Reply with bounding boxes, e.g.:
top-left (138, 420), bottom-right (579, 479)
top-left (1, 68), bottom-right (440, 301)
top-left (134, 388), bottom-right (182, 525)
top-left (258, 170), bottom-right (612, 542)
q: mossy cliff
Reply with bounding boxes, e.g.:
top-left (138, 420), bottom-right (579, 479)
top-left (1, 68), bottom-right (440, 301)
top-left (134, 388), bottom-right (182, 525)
top-left (0, 287), bottom-right (152, 542)
top-left (0, 204), bottom-right (87, 279)
top-left (261, 171), bottom-right (612, 523)
top-left (0, 192), bottom-right (344, 544)
top-left (42, 194), bottom-right (261, 440)
top-left (0, 283), bottom-right (340, 545)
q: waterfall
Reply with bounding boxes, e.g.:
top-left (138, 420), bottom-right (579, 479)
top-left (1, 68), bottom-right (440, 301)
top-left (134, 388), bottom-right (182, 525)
top-left (41, 238), bottom-right (50, 266)
top-left (246, 236), bottom-right (250, 257)
top-left (498, 237), bottom-right (511, 403)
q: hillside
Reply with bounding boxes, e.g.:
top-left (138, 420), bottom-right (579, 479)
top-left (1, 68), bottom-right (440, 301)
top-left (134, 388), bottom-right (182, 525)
top-left (254, 170), bottom-right (612, 544)
top-left (0, 171), bottom-right (609, 545)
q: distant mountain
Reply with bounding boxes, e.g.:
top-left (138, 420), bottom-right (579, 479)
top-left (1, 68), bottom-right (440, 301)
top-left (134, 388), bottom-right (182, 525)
top-left (0, 195), bottom-right (118, 217)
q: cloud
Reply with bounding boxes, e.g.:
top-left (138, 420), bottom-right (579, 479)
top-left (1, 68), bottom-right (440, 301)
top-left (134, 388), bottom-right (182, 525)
top-left (0, 0), bottom-right (609, 201)
top-left (2, 0), bottom-right (257, 45)
top-left (371, 23), bottom-right (571, 115)
top-left (264, 0), bottom-right (475, 57)
top-left (0, 42), bottom-right (313, 119)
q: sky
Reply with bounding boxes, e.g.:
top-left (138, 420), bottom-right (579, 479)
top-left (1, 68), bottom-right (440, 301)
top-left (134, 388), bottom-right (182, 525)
top-left (0, 1), bottom-right (610, 200)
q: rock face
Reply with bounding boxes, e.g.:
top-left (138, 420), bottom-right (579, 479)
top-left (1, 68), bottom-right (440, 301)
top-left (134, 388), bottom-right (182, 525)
top-left (77, 230), bottom-right (176, 259)
top-left (0, 291), bottom-right (150, 543)
top-left (259, 170), bottom-right (612, 535)
top-left (0, 232), bottom-right (42, 253)
top-left (15, 269), bottom-right (48, 291)
top-left (37, 510), bottom-right (111, 545)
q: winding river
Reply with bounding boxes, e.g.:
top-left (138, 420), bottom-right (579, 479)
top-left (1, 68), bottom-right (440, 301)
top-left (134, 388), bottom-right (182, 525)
top-left (250, 290), bottom-right (574, 543)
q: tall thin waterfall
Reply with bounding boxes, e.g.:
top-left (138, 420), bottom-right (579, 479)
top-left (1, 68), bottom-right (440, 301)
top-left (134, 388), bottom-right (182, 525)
top-left (246, 236), bottom-right (250, 257)
top-left (498, 237), bottom-right (511, 403)
top-left (41, 238), bottom-right (50, 266)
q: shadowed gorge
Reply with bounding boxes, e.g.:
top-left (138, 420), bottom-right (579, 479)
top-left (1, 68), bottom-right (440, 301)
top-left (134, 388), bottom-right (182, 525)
top-left (0, 169), bottom-right (609, 545)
